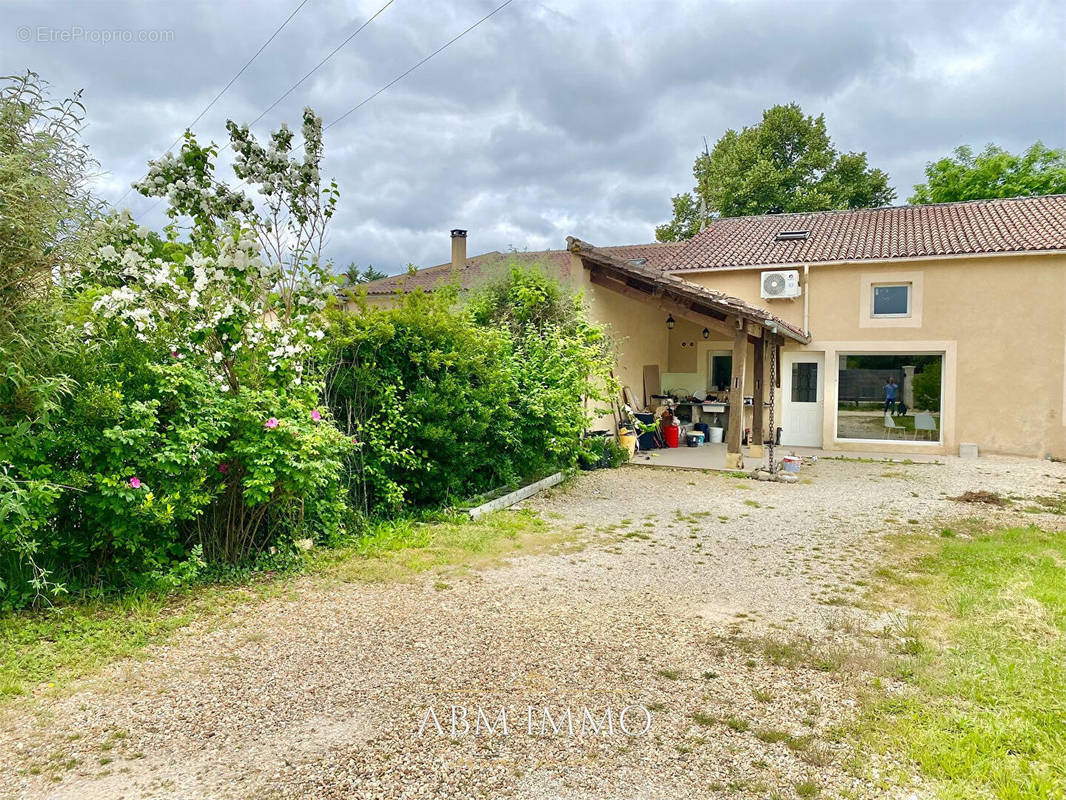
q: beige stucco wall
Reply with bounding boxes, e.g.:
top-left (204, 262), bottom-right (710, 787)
top-left (672, 253), bottom-right (1066, 458)
top-left (570, 254), bottom-right (670, 418)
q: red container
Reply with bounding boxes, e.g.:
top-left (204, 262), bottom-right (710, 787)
top-left (664, 423), bottom-right (680, 448)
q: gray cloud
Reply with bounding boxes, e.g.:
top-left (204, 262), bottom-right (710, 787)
top-left (3, 0), bottom-right (1063, 273)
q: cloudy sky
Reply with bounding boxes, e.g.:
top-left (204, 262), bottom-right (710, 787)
top-left (4, 0), bottom-right (1065, 274)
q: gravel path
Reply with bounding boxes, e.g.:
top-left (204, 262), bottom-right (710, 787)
top-left (3, 454), bottom-right (1065, 800)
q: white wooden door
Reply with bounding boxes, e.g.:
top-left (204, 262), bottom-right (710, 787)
top-left (781, 352), bottom-right (824, 447)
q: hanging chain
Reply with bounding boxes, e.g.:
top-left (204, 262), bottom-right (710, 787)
top-left (766, 340), bottom-right (777, 472)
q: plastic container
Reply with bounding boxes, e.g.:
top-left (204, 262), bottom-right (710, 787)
top-left (618, 428), bottom-right (637, 457)
top-left (635, 413), bottom-right (657, 450)
top-left (707, 426), bottom-right (724, 443)
top-left (664, 423), bottom-right (680, 448)
top-left (686, 431), bottom-right (705, 447)
top-left (782, 455), bottom-right (801, 473)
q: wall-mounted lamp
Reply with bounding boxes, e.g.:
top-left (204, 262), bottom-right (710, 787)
top-left (702, 327), bottom-right (710, 339)
top-left (666, 314), bottom-right (675, 330)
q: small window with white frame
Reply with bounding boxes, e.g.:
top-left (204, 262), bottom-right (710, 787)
top-left (871, 283), bottom-right (911, 318)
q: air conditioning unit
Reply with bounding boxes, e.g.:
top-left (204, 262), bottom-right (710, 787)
top-left (760, 269), bottom-right (801, 299)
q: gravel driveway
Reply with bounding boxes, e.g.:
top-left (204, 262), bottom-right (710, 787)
top-left (3, 455), bottom-right (1065, 800)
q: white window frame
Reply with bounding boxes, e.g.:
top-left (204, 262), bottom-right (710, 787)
top-left (871, 283), bottom-right (912, 319)
top-left (833, 349), bottom-right (945, 446)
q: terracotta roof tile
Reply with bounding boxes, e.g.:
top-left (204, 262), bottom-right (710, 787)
top-left (356, 242), bottom-right (683, 295)
top-left (667, 195), bottom-right (1066, 271)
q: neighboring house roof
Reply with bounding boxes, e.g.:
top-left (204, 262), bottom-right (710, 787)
top-left (568, 237), bottom-right (810, 344)
top-left (355, 242), bottom-right (682, 295)
top-left (666, 194), bottom-right (1066, 272)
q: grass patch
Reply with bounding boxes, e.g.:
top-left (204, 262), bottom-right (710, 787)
top-left (0, 510), bottom-right (557, 703)
top-left (857, 526), bottom-right (1066, 798)
top-left (311, 509), bottom-right (563, 583)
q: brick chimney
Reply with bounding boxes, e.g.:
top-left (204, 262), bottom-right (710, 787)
top-left (450, 229), bottom-right (467, 271)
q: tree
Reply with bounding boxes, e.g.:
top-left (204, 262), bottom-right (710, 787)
top-left (342, 263), bottom-right (387, 284)
top-left (909, 142), bottom-right (1066, 204)
top-left (0, 71), bottom-right (101, 328)
top-left (656, 104), bottom-right (895, 241)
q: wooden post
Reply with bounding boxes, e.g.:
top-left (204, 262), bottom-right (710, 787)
top-left (725, 321), bottom-right (748, 469)
top-left (749, 338), bottom-right (765, 458)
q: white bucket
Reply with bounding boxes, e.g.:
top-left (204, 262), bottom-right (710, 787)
top-left (707, 427), bottom-right (724, 443)
top-left (782, 456), bottom-right (801, 473)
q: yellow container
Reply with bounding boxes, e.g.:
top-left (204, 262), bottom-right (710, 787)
top-left (618, 428), bottom-right (637, 458)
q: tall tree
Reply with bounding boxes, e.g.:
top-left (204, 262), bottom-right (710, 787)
top-left (656, 104), bottom-right (895, 242)
top-left (342, 263), bottom-right (387, 284)
top-left (0, 71), bottom-right (100, 327)
top-left (909, 142), bottom-right (1066, 204)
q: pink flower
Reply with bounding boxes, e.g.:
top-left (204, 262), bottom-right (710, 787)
top-left (170, 351), bottom-right (179, 359)
top-left (265, 417), bottom-right (279, 429)
top-left (218, 463), bottom-right (228, 474)
top-left (311, 409), bottom-right (322, 422)
top-left (129, 477), bottom-right (142, 489)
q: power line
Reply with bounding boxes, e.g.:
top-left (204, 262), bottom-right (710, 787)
top-left (132, 0), bottom-right (397, 218)
top-left (186, 0), bottom-right (313, 136)
top-left (136, 0), bottom-right (398, 219)
top-left (114, 0), bottom-right (312, 209)
top-left (325, 0), bottom-right (516, 131)
top-left (139, 0), bottom-right (519, 220)
top-left (245, 0), bottom-right (396, 131)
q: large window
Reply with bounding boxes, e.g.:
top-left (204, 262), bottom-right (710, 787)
top-left (872, 284), bottom-right (911, 317)
top-left (836, 354), bottom-right (942, 442)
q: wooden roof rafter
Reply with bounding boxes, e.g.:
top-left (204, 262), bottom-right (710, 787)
top-left (567, 236), bottom-right (810, 344)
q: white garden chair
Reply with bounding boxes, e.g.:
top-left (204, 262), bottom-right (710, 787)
top-left (914, 412), bottom-right (938, 441)
top-left (883, 413), bottom-right (904, 439)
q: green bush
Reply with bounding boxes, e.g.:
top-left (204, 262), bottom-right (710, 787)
top-left (0, 74), bottom-right (620, 609)
top-left (912, 360), bottom-right (942, 412)
top-left (325, 290), bottom-right (519, 512)
top-left (326, 266), bottom-right (617, 515)
top-left (0, 328), bottom-right (350, 608)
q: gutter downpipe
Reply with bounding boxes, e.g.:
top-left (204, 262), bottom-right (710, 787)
top-left (803, 264), bottom-right (810, 339)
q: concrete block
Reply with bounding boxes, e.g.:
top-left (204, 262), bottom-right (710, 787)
top-left (959, 442), bottom-right (979, 459)
top-left (468, 472), bottom-right (564, 518)
top-left (725, 452), bottom-right (744, 470)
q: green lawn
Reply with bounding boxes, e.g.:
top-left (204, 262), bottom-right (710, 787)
top-left (0, 510), bottom-right (559, 703)
top-left (860, 526), bottom-right (1066, 799)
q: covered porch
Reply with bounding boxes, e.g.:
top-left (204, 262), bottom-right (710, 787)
top-left (568, 238), bottom-right (810, 470)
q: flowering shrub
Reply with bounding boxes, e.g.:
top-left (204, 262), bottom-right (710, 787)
top-left (0, 100), bottom-right (350, 607)
top-left (85, 212), bottom-right (332, 393)
top-left (0, 84), bottom-right (621, 609)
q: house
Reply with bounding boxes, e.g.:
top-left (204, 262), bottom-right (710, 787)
top-left (360, 195), bottom-right (1066, 463)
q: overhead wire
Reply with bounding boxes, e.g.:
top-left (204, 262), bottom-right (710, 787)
top-left (138, 0), bottom-right (519, 219)
top-left (113, 0), bottom-right (313, 209)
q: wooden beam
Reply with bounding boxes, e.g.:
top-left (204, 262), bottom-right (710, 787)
top-left (751, 339), bottom-right (765, 451)
top-left (726, 321), bottom-right (748, 466)
top-left (589, 270), bottom-right (737, 338)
